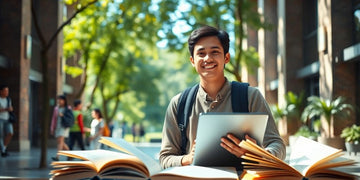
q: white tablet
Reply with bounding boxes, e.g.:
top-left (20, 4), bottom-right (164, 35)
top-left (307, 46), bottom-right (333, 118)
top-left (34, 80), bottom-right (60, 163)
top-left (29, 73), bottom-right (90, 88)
top-left (192, 112), bottom-right (268, 167)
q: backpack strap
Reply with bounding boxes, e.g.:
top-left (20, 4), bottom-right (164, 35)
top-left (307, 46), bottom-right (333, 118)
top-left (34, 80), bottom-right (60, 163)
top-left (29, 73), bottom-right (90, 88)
top-left (6, 97), bottom-right (11, 107)
top-left (176, 84), bottom-right (199, 155)
top-left (176, 81), bottom-right (249, 155)
top-left (231, 81), bottom-right (249, 112)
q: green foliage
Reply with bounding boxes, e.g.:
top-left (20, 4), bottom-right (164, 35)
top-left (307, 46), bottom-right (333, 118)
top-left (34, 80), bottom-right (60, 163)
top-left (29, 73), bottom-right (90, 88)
top-left (341, 124), bottom-right (360, 143)
top-left (294, 126), bottom-right (318, 138)
top-left (270, 104), bottom-right (287, 123)
top-left (240, 46), bottom-right (260, 74)
top-left (64, 65), bottom-right (83, 78)
top-left (285, 91), bottom-right (305, 118)
top-left (302, 96), bottom-right (354, 138)
top-left (270, 91), bottom-right (304, 122)
top-left (64, 0), bottom-right (164, 126)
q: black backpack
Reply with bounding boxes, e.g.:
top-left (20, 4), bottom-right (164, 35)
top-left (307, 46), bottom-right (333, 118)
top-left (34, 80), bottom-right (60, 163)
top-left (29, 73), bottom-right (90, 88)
top-left (176, 81), bottom-right (249, 155)
top-left (61, 108), bottom-right (74, 128)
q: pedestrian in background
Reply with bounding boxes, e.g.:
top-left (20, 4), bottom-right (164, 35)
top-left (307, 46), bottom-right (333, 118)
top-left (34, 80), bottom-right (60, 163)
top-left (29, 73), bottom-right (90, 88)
top-left (121, 121), bottom-right (127, 138)
top-left (68, 99), bottom-right (85, 150)
top-left (0, 85), bottom-right (14, 157)
top-left (131, 122), bottom-right (136, 142)
top-left (88, 108), bottom-right (104, 149)
top-left (50, 95), bottom-right (71, 161)
top-left (139, 122), bottom-right (146, 142)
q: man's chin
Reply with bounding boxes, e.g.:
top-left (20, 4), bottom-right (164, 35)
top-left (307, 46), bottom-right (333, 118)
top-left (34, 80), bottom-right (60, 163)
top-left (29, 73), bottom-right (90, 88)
top-left (199, 73), bottom-right (221, 81)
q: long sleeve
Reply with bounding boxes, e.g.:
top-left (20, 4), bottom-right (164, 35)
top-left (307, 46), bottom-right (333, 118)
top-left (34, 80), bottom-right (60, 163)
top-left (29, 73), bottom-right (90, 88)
top-left (50, 107), bottom-right (58, 133)
top-left (159, 94), bottom-right (185, 169)
top-left (247, 87), bottom-right (286, 160)
top-left (78, 114), bottom-right (84, 134)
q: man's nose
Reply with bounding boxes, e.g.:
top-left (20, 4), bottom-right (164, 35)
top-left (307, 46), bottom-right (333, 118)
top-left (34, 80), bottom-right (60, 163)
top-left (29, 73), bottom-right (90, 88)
top-left (204, 54), bottom-right (211, 62)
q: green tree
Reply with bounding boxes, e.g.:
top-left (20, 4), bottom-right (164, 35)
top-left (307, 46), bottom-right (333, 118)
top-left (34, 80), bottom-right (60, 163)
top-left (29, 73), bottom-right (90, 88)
top-left (31, 0), bottom-right (98, 168)
top-left (64, 0), bottom-right (162, 125)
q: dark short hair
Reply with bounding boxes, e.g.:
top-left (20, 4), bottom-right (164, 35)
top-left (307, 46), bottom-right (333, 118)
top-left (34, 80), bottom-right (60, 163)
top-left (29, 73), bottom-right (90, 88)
top-left (57, 95), bottom-right (67, 106)
top-left (0, 84), bottom-right (8, 90)
top-left (73, 99), bottom-right (81, 107)
top-left (188, 25), bottom-right (230, 57)
top-left (93, 108), bottom-right (103, 118)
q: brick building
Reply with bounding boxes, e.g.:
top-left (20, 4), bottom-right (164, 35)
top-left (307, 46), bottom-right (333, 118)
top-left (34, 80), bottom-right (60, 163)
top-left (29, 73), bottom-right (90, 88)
top-left (244, 0), bottom-right (359, 141)
top-left (0, 0), bottom-right (70, 151)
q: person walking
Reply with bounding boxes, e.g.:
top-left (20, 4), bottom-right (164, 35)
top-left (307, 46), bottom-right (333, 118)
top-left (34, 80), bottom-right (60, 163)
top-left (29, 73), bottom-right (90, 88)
top-left (50, 95), bottom-right (71, 161)
top-left (68, 99), bottom-right (85, 150)
top-left (88, 108), bottom-right (104, 150)
top-left (0, 85), bottom-right (14, 157)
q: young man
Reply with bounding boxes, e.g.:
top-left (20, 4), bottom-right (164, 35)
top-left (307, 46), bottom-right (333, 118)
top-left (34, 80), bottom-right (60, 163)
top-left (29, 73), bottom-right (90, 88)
top-left (0, 85), bottom-right (14, 157)
top-left (159, 26), bottom-right (285, 169)
top-left (68, 100), bottom-right (85, 151)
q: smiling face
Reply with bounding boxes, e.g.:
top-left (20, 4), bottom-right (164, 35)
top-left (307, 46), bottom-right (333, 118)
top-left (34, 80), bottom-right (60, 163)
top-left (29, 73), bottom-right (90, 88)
top-left (91, 110), bottom-right (98, 119)
top-left (190, 36), bottom-right (230, 81)
top-left (0, 87), bottom-right (9, 98)
top-left (57, 98), bottom-right (66, 107)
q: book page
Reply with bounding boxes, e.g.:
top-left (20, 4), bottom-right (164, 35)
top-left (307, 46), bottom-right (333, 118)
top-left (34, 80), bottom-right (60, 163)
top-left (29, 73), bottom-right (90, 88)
top-left (150, 166), bottom-right (238, 180)
top-left (239, 139), bottom-right (301, 176)
top-left (57, 150), bottom-right (146, 174)
top-left (289, 136), bottom-right (343, 175)
top-left (99, 137), bottom-right (162, 176)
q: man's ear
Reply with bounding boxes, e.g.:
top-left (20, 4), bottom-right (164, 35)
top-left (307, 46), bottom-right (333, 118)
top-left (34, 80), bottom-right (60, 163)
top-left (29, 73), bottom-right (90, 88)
top-left (224, 53), bottom-right (230, 64)
top-left (190, 56), bottom-right (195, 67)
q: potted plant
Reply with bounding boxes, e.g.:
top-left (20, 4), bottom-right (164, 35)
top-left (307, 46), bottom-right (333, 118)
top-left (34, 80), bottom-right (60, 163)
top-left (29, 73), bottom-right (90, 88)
top-left (301, 96), bottom-right (353, 149)
top-left (340, 124), bottom-right (360, 155)
top-left (271, 104), bottom-right (288, 144)
top-left (289, 125), bottom-right (318, 146)
top-left (271, 91), bottom-right (305, 145)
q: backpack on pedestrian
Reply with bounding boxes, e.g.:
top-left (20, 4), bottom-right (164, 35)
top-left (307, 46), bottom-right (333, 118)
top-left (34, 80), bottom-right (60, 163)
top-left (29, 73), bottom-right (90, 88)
top-left (61, 108), bottom-right (74, 128)
top-left (102, 123), bottom-right (111, 137)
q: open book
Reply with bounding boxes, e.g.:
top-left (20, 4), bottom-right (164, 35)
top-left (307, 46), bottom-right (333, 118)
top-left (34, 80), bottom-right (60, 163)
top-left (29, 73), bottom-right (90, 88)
top-left (239, 136), bottom-right (358, 180)
top-left (50, 137), bottom-right (239, 180)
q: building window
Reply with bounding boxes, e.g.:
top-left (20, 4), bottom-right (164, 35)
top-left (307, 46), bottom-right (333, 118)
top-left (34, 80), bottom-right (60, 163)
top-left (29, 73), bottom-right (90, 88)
top-left (354, 2), bottom-right (360, 43)
top-left (305, 75), bottom-right (319, 97)
top-left (303, 0), bottom-right (318, 66)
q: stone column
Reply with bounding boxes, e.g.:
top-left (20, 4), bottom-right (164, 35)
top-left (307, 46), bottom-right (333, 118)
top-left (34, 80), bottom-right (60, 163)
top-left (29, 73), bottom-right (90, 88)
top-left (277, 0), bottom-right (304, 144)
top-left (0, 0), bottom-right (32, 151)
top-left (257, 0), bottom-right (278, 104)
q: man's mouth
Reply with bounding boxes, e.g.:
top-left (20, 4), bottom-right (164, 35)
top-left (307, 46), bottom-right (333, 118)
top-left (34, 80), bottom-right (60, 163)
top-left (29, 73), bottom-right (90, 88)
top-left (203, 63), bottom-right (217, 69)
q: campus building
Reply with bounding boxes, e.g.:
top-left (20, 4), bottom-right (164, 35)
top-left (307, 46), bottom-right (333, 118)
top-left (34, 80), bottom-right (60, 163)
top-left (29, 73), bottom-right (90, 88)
top-left (0, 1), bottom-right (72, 151)
top-left (244, 0), bottom-right (359, 143)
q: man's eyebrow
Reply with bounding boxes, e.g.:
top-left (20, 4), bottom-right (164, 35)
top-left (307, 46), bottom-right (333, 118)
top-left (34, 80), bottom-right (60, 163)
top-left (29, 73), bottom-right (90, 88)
top-left (196, 46), bottom-right (221, 51)
top-left (210, 46), bottom-right (221, 49)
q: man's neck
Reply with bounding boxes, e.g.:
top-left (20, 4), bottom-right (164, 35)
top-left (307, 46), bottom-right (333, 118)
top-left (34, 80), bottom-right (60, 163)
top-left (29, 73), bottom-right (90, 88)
top-left (200, 76), bottom-right (226, 99)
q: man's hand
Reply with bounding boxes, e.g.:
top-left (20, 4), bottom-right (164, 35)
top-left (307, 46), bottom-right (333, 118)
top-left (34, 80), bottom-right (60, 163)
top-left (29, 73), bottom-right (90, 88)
top-left (181, 140), bottom-right (196, 166)
top-left (220, 134), bottom-right (257, 158)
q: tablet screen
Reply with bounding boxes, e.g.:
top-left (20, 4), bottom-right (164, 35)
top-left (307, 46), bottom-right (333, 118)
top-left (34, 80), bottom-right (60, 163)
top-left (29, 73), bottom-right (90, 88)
top-left (192, 112), bottom-right (268, 167)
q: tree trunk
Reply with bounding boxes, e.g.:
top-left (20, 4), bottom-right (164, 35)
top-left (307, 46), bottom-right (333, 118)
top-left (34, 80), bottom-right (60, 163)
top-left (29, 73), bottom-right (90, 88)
top-left (39, 51), bottom-right (50, 168)
top-left (31, 0), bottom-right (98, 168)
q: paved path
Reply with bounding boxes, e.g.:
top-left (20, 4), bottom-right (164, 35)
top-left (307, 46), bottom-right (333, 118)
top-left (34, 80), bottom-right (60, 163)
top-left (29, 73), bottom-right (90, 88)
top-left (1, 143), bottom-right (360, 179)
top-left (0, 147), bottom-right (57, 179)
